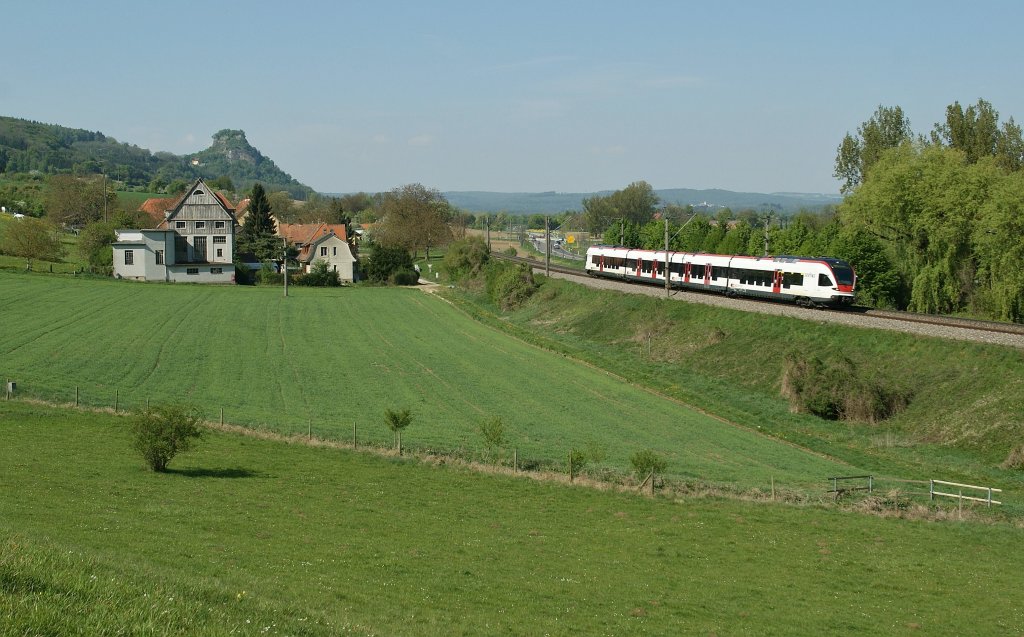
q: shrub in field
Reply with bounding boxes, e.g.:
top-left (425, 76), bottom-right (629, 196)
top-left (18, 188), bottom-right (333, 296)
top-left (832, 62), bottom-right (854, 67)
top-left (132, 405), bottom-right (203, 472)
top-left (384, 407), bottom-right (413, 453)
top-left (485, 262), bottom-right (537, 310)
top-left (568, 448), bottom-right (587, 476)
top-left (477, 416), bottom-right (507, 460)
top-left (780, 353), bottom-right (911, 423)
top-left (630, 449), bottom-right (668, 478)
top-left (444, 237), bottom-right (489, 282)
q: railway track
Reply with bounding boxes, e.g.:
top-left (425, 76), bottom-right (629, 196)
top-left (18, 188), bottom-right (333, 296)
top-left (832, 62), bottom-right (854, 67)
top-left (492, 252), bottom-right (1024, 342)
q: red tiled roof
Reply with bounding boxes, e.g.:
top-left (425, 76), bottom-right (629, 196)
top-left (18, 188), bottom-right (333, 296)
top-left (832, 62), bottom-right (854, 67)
top-left (278, 222), bottom-right (347, 245)
top-left (138, 197), bottom-right (177, 227)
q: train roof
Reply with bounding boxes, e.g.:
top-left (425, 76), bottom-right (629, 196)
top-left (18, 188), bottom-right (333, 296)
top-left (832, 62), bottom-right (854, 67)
top-left (588, 245), bottom-right (852, 267)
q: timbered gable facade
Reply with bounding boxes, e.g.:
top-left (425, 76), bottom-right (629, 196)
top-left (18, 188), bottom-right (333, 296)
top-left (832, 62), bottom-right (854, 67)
top-left (113, 179), bottom-right (238, 283)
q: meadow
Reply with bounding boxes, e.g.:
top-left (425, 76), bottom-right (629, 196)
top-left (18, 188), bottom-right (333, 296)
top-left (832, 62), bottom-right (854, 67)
top-left (0, 272), bottom-right (850, 490)
top-left (2, 402), bottom-right (1022, 636)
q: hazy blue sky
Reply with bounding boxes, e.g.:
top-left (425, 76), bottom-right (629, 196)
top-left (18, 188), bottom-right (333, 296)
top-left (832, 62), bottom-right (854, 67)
top-left (4, 1), bottom-right (1022, 195)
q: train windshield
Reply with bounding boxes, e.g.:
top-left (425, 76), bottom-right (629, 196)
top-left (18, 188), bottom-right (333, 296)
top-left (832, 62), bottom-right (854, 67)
top-left (831, 263), bottom-right (855, 286)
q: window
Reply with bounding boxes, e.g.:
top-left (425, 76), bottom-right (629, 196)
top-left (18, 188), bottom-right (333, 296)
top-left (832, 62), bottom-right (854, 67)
top-left (214, 221), bottom-right (226, 229)
top-left (193, 189), bottom-right (204, 196)
top-left (213, 236), bottom-right (226, 244)
top-left (176, 221), bottom-right (186, 229)
top-left (333, 246), bottom-right (337, 256)
top-left (216, 249), bottom-right (223, 258)
top-left (320, 246), bottom-right (328, 257)
top-left (818, 273), bottom-right (834, 287)
top-left (186, 267), bottom-right (199, 275)
top-left (210, 267), bottom-right (223, 274)
top-left (193, 236), bottom-right (207, 262)
top-left (195, 221), bottom-right (206, 230)
top-left (124, 250), bottom-right (134, 265)
top-left (155, 250), bottom-right (164, 265)
top-left (175, 236), bottom-right (188, 261)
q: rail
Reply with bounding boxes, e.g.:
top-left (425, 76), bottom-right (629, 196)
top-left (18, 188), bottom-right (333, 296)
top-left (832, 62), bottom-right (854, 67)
top-left (929, 479), bottom-right (1002, 506)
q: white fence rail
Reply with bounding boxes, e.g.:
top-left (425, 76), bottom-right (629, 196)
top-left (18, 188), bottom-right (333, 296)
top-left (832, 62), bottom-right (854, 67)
top-left (930, 479), bottom-right (1002, 506)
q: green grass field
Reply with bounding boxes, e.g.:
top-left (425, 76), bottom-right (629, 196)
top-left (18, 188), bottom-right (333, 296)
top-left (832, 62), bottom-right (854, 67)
top-left (0, 272), bottom-right (850, 490)
top-left (2, 402), bottom-right (1022, 636)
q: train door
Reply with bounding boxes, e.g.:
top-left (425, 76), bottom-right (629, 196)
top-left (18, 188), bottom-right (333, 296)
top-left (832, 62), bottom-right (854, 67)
top-left (704, 264), bottom-right (711, 285)
top-left (599, 254), bottom-right (604, 273)
top-left (772, 270), bottom-right (783, 294)
top-left (652, 258), bottom-right (659, 280)
top-left (683, 263), bottom-right (690, 284)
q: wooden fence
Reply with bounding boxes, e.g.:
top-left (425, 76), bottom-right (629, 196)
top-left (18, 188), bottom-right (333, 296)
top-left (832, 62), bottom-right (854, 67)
top-left (930, 479), bottom-right (1002, 506)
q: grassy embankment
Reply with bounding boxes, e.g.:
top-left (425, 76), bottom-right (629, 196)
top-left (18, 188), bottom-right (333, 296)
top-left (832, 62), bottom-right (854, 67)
top-left (0, 272), bottom-right (849, 492)
top-left (2, 401), bottom-right (1023, 636)
top-left (445, 275), bottom-right (1024, 499)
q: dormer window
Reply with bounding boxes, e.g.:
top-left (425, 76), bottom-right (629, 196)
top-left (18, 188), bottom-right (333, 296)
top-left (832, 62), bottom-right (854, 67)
top-left (193, 189), bottom-right (204, 196)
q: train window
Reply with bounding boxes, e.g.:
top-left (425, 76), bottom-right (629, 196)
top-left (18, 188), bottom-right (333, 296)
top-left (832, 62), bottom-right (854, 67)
top-left (691, 264), bottom-right (706, 278)
top-left (641, 260), bottom-right (652, 272)
top-left (626, 259), bottom-right (637, 269)
top-left (591, 255), bottom-right (600, 265)
top-left (832, 265), bottom-right (855, 285)
top-left (783, 272), bottom-right (801, 288)
top-left (818, 273), bottom-right (834, 287)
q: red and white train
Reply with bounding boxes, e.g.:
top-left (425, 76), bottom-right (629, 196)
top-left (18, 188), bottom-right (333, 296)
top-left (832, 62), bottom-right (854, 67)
top-left (584, 245), bottom-right (856, 307)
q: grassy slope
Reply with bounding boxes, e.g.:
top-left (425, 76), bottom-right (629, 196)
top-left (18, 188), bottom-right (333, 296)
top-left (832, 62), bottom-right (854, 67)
top-left (446, 276), bottom-right (1024, 496)
top-left (0, 272), bottom-right (849, 490)
top-left (2, 402), bottom-right (1022, 636)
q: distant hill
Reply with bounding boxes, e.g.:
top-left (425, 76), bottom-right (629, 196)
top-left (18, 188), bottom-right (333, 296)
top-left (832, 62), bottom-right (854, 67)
top-left (0, 116), bottom-right (313, 199)
top-left (441, 188), bottom-right (841, 215)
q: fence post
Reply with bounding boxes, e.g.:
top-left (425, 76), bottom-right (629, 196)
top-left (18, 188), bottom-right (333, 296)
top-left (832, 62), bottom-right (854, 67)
top-left (929, 480), bottom-right (934, 501)
top-left (353, 422), bottom-right (357, 448)
top-left (649, 471), bottom-right (655, 496)
top-left (513, 448), bottom-right (518, 473)
top-left (988, 488), bottom-right (993, 507)
top-left (771, 476), bottom-right (775, 501)
top-left (568, 451), bottom-right (573, 482)
top-left (308, 419), bottom-right (312, 441)
top-left (868, 475), bottom-right (873, 494)
top-left (220, 407), bottom-right (224, 425)
top-left (114, 389), bottom-right (118, 413)
top-left (75, 386), bottom-right (79, 407)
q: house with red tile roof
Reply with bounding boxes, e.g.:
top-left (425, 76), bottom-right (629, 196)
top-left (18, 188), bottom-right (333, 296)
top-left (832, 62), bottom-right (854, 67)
top-left (278, 222), bottom-right (357, 282)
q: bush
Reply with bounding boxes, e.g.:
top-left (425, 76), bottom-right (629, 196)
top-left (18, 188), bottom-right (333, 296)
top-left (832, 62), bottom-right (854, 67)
top-left (363, 244), bottom-right (414, 284)
top-left (568, 448), bottom-right (588, 475)
top-left (389, 267), bottom-right (419, 286)
top-left (630, 449), bottom-right (668, 478)
top-left (780, 353), bottom-right (912, 423)
top-left (1002, 445), bottom-right (1024, 470)
top-left (444, 237), bottom-right (490, 281)
top-left (132, 405), bottom-right (204, 472)
top-left (485, 262), bottom-right (537, 310)
top-left (477, 416), bottom-right (507, 459)
top-left (257, 261), bottom-right (282, 285)
top-left (297, 260), bottom-right (341, 286)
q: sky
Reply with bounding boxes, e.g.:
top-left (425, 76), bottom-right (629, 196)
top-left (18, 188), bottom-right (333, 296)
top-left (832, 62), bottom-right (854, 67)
top-left (3, 1), bottom-right (1023, 195)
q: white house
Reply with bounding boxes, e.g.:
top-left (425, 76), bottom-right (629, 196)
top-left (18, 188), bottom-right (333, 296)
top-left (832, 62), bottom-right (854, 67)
top-left (278, 222), bottom-right (357, 282)
top-left (112, 179), bottom-right (238, 283)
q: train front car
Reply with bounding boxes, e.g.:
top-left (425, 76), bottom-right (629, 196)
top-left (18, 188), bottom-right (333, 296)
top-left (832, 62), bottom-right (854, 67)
top-left (818, 258), bottom-right (856, 306)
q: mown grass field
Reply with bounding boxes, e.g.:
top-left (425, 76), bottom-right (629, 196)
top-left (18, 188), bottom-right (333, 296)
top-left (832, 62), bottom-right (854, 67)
top-left (457, 277), bottom-right (1024, 492)
top-left (2, 402), bottom-right (1022, 636)
top-left (0, 272), bottom-right (850, 490)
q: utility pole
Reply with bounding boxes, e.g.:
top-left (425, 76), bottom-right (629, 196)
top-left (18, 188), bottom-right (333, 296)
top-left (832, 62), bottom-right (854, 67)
top-left (545, 215), bottom-right (550, 276)
top-left (103, 173), bottom-right (108, 222)
top-left (620, 218), bottom-right (624, 245)
top-left (664, 217), bottom-right (670, 298)
top-left (282, 237), bottom-right (289, 297)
